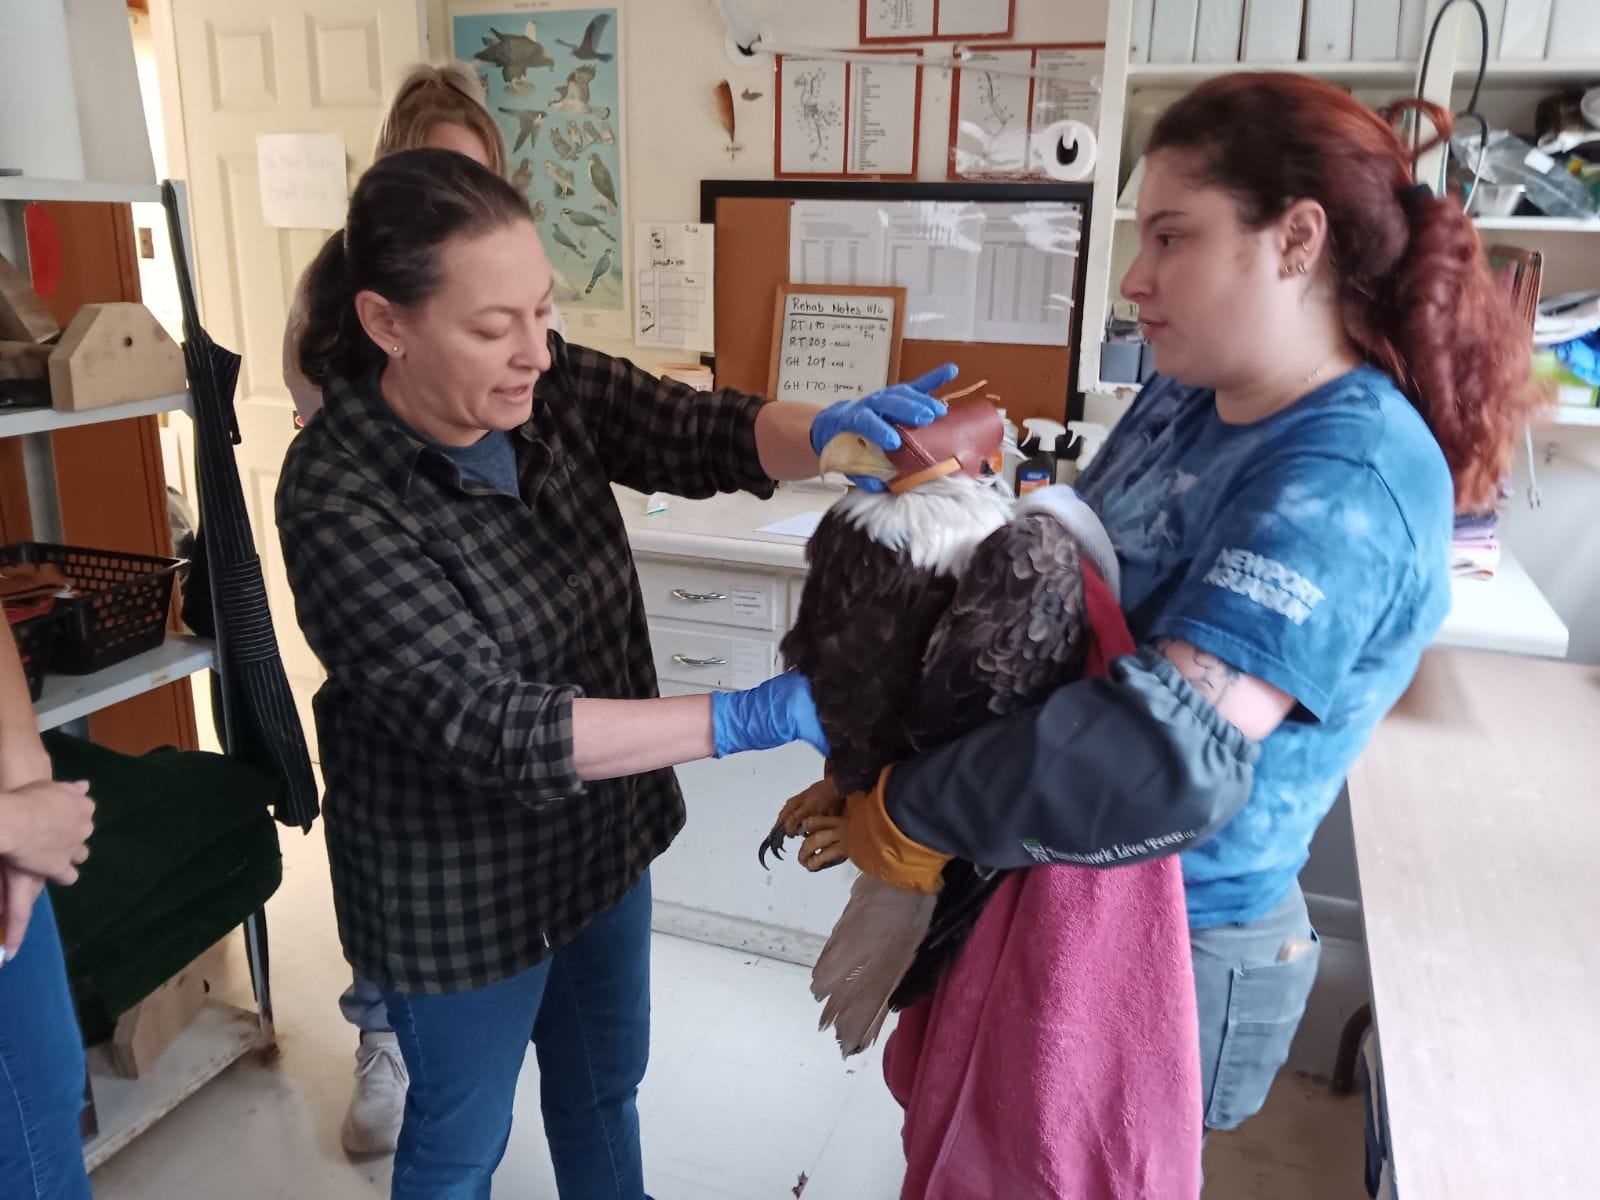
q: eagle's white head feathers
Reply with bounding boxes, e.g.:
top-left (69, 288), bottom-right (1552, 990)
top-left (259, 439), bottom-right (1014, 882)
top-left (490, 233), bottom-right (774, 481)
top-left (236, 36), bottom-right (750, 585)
top-left (833, 476), bottom-right (1012, 576)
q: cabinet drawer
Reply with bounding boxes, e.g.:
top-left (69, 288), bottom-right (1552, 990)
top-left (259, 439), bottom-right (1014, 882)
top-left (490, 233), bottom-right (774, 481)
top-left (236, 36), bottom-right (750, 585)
top-left (635, 559), bottom-right (781, 631)
top-left (650, 624), bottom-right (778, 691)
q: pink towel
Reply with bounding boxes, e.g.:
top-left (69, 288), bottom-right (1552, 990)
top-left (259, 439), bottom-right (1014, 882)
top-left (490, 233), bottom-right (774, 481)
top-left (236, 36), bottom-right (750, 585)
top-left (880, 566), bottom-right (1202, 1198)
top-left (881, 861), bottom-right (1202, 1199)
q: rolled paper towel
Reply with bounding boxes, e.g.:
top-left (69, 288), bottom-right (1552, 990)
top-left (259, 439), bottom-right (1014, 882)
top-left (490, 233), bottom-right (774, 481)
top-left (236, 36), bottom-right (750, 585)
top-left (659, 362), bottom-right (713, 390)
top-left (1034, 119), bottom-right (1098, 182)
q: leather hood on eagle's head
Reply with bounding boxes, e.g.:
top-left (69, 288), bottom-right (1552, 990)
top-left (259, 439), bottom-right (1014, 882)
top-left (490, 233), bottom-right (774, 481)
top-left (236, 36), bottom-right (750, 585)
top-left (886, 399), bottom-right (1003, 488)
top-left (816, 400), bottom-right (1005, 491)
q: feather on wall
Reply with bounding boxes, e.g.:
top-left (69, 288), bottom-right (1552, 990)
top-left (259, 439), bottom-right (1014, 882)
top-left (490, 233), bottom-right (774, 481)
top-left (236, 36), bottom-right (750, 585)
top-left (714, 79), bottom-right (742, 159)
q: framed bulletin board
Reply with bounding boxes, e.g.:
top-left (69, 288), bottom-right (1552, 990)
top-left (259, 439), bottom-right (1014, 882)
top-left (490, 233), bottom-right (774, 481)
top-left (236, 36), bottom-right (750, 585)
top-left (701, 178), bottom-right (1093, 425)
top-left (769, 283), bottom-right (906, 403)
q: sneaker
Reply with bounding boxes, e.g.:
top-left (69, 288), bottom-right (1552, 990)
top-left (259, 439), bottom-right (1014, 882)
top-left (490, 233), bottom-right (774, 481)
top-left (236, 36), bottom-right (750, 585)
top-left (341, 1030), bottom-right (409, 1154)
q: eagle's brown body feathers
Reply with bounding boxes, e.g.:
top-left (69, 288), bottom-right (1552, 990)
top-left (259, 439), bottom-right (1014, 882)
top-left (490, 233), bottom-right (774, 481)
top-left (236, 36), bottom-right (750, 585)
top-left (774, 482), bottom-right (1092, 1051)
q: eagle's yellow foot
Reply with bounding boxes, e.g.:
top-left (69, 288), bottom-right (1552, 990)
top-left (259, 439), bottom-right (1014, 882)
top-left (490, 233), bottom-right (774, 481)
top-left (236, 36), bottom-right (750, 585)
top-left (757, 775), bottom-right (844, 868)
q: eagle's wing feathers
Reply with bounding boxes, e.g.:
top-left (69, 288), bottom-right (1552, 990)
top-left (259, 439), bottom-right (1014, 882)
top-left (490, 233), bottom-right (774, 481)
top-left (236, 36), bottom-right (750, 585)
top-left (781, 506), bottom-right (957, 796)
top-left (907, 510), bottom-right (1089, 750)
top-left (889, 510), bottom-right (1091, 1012)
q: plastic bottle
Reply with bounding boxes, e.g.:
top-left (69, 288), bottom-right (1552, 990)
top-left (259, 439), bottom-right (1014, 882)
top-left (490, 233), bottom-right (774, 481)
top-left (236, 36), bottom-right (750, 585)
top-left (1066, 421), bottom-right (1108, 476)
top-left (1054, 433), bottom-right (1084, 486)
top-left (1016, 418), bottom-right (1067, 495)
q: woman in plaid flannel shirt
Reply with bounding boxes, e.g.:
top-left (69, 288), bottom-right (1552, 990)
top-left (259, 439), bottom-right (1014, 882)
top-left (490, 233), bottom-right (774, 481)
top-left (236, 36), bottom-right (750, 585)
top-left (278, 148), bottom-right (942, 1200)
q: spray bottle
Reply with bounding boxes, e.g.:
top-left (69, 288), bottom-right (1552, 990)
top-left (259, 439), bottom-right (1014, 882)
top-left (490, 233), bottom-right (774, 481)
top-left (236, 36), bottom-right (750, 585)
top-left (1015, 418), bottom-right (1067, 496)
top-left (1063, 421), bottom-right (1108, 483)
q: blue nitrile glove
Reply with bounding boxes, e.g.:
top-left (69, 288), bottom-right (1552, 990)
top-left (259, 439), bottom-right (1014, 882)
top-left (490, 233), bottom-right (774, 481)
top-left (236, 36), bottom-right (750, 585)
top-left (810, 364), bottom-right (957, 492)
top-left (710, 672), bottom-right (830, 758)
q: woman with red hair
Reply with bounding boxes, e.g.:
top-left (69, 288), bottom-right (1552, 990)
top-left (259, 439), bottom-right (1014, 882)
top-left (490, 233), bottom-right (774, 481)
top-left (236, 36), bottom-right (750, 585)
top-left (807, 71), bottom-right (1540, 1150)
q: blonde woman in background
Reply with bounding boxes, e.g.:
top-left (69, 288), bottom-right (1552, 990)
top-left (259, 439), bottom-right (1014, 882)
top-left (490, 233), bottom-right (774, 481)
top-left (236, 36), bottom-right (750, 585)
top-left (284, 61), bottom-right (563, 428)
top-left (280, 60), bottom-right (528, 1156)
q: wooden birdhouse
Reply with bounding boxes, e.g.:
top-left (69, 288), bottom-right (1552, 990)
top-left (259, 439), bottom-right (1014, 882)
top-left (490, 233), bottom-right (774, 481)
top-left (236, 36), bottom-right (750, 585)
top-left (47, 302), bottom-right (186, 412)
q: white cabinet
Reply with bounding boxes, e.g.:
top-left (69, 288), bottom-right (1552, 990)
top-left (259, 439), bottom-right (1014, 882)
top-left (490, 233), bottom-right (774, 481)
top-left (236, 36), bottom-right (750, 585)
top-left (638, 551), bottom-right (854, 964)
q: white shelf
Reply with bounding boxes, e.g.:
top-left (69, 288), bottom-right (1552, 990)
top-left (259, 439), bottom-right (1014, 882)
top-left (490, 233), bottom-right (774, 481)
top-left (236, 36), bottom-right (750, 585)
top-left (1475, 216), bottom-right (1600, 233)
top-left (0, 176), bottom-right (162, 205)
top-left (1125, 58), bottom-right (1600, 88)
top-left (34, 635), bottom-right (215, 731)
top-left (1091, 377), bottom-right (1143, 395)
top-left (1114, 206), bottom-right (1137, 222)
top-left (82, 1000), bottom-right (269, 1172)
top-left (1551, 406), bottom-right (1600, 428)
top-left (1480, 60), bottom-right (1600, 85)
top-left (0, 392), bottom-right (191, 438)
top-left (1128, 59), bottom-right (1416, 86)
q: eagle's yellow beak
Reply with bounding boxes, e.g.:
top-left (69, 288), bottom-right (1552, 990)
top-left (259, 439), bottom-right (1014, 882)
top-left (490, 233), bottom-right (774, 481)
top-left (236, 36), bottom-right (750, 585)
top-left (818, 431), bottom-right (896, 483)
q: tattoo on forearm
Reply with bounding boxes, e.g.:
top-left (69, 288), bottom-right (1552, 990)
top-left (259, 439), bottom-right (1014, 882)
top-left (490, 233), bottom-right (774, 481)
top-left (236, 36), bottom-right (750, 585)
top-left (1158, 638), bottom-right (1242, 704)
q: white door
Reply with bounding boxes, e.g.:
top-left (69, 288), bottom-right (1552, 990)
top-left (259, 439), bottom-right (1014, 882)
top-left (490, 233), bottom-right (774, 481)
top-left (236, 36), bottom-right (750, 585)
top-left (158, 0), bottom-right (423, 758)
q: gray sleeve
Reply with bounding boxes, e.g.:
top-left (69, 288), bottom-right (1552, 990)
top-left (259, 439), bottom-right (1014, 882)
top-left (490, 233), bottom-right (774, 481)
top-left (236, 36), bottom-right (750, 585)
top-left (883, 647), bottom-right (1260, 869)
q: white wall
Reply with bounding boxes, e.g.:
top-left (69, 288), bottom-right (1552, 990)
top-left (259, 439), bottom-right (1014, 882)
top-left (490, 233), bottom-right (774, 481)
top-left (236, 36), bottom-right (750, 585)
top-left (426, 0), bottom-right (1106, 368)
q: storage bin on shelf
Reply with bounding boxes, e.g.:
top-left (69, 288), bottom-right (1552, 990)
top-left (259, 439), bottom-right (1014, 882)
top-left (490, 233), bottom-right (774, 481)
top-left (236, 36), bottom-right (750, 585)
top-left (6, 600), bottom-right (62, 700)
top-left (0, 543), bottom-right (186, 676)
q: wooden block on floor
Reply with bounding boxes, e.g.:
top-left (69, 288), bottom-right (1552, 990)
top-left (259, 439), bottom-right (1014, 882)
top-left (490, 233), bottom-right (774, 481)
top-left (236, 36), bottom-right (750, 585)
top-left (108, 944), bottom-right (221, 1080)
top-left (47, 302), bottom-right (185, 412)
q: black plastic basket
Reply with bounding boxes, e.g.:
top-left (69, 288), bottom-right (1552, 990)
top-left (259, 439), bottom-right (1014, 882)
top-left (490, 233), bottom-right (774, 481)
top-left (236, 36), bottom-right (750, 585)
top-left (9, 606), bottom-right (60, 701)
top-left (0, 543), bottom-right (186, 675)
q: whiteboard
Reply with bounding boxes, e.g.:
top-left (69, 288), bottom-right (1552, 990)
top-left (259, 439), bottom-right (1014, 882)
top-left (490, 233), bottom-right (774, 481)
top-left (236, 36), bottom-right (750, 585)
top-left (768, 286), bottom-right (904, 404)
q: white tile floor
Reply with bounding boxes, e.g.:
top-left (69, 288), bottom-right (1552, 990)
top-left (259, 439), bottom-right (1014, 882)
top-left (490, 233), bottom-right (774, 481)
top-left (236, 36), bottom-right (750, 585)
top-left (88, 822), bottom-right (1368, 1200)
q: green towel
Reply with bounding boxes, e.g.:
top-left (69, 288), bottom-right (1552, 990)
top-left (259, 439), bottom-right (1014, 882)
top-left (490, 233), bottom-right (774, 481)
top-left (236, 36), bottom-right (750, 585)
top-left (41, 731), bottom-right (285, 1042)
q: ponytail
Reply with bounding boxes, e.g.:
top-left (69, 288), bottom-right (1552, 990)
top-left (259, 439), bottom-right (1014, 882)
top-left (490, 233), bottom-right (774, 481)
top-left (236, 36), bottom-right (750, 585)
top-left (1377, 189), bottom-right (1535, 512)
top-left (298, 232), bottom-right (383, 387)
top-left (1149, 76), bottom-right (1544, 512)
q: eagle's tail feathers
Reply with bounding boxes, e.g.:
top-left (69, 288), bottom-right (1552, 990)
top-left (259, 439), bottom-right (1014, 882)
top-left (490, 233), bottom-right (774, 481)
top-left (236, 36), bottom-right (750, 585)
top-left (811, 874), bottom-right (936, 1057)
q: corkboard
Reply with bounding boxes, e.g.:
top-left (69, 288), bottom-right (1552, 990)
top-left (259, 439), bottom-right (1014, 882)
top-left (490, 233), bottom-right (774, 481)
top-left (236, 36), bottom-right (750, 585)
top-left (702, 181), bottom-right (1089, 425)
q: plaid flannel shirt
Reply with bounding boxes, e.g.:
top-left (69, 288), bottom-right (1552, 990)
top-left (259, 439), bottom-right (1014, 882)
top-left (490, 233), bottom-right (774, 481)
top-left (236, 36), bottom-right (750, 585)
top-left (275, 334), bottom-right (774, 993)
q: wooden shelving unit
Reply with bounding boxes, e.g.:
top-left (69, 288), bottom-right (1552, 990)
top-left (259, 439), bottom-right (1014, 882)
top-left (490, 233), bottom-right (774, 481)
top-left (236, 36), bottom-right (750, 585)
top-left (1, 174), bottom-right (274, 1172)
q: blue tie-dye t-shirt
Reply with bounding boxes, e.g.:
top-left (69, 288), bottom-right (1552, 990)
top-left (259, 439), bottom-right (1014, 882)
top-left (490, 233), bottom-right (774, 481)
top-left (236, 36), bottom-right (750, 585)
top-left (1075, 365), bottom-right (1453, 929)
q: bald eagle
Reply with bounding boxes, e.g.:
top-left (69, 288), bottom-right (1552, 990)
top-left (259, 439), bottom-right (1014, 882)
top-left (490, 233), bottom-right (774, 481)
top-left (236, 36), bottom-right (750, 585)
top-left (764, 401), bottom-right (1108, 1055)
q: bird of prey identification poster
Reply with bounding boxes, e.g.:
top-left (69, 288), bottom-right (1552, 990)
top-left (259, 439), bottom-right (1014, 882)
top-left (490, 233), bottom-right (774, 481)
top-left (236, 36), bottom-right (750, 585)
top-left (451, 1), bottom-right (628, 339)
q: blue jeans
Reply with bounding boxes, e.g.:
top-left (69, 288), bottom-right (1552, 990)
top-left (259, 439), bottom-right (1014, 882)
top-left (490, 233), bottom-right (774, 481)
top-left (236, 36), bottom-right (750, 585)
top-left (341, 972), bottom-right (393, 1034)
top-left (380, 875), bottom-right (653, 1200)
top-left (1191, 882), bottom-right (1322, 1131)
top-left (0, 890), bottom-right (92, 1200)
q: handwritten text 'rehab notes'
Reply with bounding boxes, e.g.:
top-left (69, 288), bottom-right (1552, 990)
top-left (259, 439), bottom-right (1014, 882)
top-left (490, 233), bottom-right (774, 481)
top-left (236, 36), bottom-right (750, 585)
top-left (773, 293), bottom-right (897, 404)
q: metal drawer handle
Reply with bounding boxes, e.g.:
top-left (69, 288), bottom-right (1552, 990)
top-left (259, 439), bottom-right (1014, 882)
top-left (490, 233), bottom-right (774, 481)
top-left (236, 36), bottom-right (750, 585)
top-left (672, 653), bottom-right (727, 668)
top-left (671, 588), bottom-right (728, 603)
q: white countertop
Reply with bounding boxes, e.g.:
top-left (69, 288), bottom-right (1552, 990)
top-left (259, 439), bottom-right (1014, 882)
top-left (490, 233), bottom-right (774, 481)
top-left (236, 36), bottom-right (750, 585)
top-left (619, 487), bottom-right (1571, 659)
top-left (616, 483), bottom-right (830, 571)
top-left (1437, 551), bottom-right (1569, 658)
top-left (1347, 650), bottom-right (1600, 1199)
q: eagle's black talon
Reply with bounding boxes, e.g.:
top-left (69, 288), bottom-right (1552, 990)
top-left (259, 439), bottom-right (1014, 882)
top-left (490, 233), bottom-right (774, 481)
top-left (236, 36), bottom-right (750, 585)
top-left (757, 825), bottom-right (789, 869)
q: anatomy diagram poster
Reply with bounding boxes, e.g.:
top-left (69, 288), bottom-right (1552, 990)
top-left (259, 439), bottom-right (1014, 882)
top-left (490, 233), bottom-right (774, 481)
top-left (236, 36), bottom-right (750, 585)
top-left (775, 52), bottom-right (922, 179)
top-left (451, 1), bottom-right (628, 338)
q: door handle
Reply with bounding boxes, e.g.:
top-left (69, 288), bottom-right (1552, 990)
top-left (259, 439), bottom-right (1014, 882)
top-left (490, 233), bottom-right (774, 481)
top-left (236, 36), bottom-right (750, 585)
top-left (672, 653), bottom-right (728, 667)
top-left (670, 588), bottom-right (727, 603)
